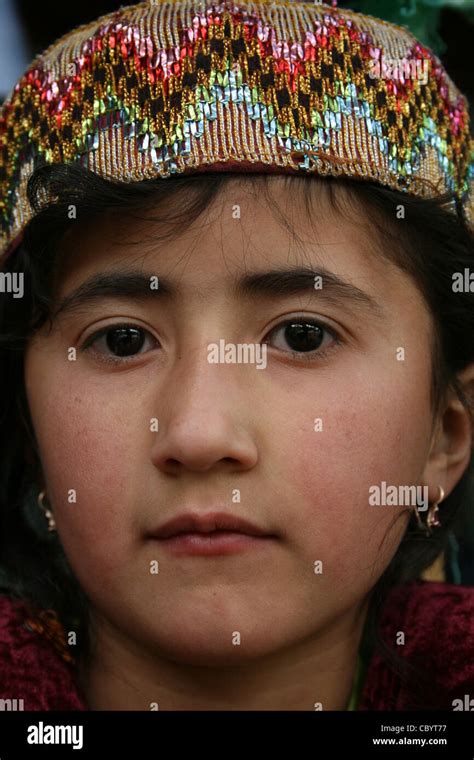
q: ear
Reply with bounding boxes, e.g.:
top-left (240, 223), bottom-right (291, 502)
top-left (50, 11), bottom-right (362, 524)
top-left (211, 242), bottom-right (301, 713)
top-left (421, 363), bottom-right (474, 502)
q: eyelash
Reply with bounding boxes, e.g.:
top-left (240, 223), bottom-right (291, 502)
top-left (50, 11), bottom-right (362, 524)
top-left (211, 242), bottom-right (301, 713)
top-left (264, 318), bottom-right (341, 362)
top-left (80, 317), bottom-right (342, 364)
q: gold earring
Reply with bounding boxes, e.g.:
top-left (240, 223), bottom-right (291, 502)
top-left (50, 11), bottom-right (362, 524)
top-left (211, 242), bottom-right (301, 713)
top-left (426, 485), bottom-right (444, 532)
top-left (38, 490), bottom-right (56, 533)
top-left (413, 485), bottom-right (444, 535)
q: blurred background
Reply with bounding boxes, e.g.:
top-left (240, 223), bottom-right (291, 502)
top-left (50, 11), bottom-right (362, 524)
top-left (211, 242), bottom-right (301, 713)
top-left (0, 0), bottom-right (473, 583)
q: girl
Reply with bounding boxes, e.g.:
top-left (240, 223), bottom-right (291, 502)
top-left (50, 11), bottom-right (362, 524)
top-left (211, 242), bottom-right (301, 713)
top-left (0, 0), bottom-right (473, 710)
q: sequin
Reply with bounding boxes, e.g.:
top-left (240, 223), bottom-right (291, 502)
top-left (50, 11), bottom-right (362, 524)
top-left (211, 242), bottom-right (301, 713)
top-left (0, 0), bottom-right (473, 259)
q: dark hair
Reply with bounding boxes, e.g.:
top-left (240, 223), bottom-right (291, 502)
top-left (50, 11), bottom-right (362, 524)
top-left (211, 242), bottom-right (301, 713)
top-left (0, 163), bottom-right (473, 704)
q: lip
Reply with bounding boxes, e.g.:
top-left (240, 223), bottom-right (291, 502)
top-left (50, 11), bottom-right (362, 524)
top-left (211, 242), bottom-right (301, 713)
top-left (147, 512), bottom-right (277, 557)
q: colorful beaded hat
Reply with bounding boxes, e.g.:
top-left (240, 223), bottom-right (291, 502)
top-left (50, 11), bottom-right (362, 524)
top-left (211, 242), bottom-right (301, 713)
top-left (1, 0), bottom-right (473, 261)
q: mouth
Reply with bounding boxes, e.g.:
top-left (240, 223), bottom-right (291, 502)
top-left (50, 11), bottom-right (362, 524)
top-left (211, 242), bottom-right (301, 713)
top-left (146, 512), bottom-right (278, 557)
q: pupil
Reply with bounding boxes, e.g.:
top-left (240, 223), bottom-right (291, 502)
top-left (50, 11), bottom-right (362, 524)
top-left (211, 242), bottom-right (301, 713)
top-left (285, 322), bottom-right (323, 352)
top-left (106, 327), bottom-right (145, 356)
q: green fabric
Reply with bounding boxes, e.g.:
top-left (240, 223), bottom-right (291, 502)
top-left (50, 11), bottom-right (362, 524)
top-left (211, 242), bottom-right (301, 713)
top-left (346, 653), bottom-right (366, 711)
top-left (346, 609), bottom-right (374, 710)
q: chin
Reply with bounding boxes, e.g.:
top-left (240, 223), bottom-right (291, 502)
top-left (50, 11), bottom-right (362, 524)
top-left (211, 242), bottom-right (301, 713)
top-left (133, 614), bottom-right (289, 667)
top-left (152, 635), bottom-right (282, 668)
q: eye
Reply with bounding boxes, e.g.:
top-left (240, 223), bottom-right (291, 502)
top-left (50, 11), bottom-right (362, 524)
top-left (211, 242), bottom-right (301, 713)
top-left (82, 324), bottom-right (159, 361)
top-left (263, 318), bottom-right (340, 360)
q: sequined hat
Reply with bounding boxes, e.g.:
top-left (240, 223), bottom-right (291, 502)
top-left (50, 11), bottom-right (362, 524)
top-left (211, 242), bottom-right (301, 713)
top-left (1, 0), bottom-right (473, 261)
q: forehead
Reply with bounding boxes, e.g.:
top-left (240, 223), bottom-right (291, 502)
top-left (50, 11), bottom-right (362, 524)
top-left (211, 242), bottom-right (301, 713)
top-left (52, 176), bottom-right (398, 299)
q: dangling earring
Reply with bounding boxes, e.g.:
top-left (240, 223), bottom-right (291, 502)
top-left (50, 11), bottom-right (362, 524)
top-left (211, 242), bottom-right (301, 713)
top-left (413, 485), bottom-right (444, 536)
top-left (38, 490), bottom-right (56, 533)
top-left (426, 485), bottom-right (444, 532)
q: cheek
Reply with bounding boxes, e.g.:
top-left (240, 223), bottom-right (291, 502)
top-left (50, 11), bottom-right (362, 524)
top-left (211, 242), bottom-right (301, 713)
top-left (25, 362), bottom-right (148, 577)
top-left (278, 362), bottom-right (432, 586)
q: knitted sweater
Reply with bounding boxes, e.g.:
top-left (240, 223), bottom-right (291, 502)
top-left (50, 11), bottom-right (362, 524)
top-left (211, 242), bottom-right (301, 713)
top-left (0, 580), bottom-right (473, 710)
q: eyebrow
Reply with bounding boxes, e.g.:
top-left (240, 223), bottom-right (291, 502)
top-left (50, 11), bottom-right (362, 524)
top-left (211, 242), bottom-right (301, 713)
top-left (52, 266), bottom-right (384, 319)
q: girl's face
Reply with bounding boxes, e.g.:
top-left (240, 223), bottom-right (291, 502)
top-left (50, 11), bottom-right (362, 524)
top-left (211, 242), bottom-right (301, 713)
top-left (25, 178), bottom-right (437, 665)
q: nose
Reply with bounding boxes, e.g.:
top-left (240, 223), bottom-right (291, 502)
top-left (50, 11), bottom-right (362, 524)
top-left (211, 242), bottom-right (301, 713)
top-left (150, 346), bottom-right (259, 475)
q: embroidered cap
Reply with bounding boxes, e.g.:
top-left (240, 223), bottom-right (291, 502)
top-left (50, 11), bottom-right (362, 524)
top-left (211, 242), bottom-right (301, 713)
top-left (0, 0), bottom-right (473, 261)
